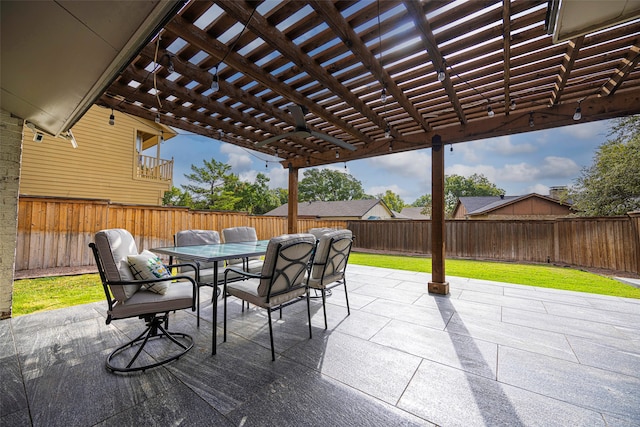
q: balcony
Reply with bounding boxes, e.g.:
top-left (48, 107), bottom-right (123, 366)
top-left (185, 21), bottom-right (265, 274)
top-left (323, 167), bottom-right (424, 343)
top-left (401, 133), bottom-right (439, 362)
top-left (136, 155), bottom-right (173, 182)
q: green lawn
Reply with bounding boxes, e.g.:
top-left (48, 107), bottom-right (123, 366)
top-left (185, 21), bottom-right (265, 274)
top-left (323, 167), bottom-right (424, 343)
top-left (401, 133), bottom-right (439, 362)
top-left (349, 252), bottom-right (640, 299)
top-left (11, 253), bottom-right (640, 316)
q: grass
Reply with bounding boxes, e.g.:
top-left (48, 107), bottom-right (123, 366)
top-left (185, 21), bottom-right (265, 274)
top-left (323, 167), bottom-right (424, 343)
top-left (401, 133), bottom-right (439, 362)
top-left (12, 274), bottom-right (104, 317)
top-left (12, 253), bottom-right (640, 316)
top-left (349, 252), bottom-right (640, 299)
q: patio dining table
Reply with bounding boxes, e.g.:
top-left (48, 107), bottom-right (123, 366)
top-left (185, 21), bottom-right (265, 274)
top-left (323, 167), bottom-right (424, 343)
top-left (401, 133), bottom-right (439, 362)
top-left (152, 240), bottom-right (270, 354)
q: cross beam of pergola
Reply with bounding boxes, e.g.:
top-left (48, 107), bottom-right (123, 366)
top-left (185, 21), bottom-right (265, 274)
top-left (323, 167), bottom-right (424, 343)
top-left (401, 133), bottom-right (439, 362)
top-left (99, 0), bottom-right (640, 294)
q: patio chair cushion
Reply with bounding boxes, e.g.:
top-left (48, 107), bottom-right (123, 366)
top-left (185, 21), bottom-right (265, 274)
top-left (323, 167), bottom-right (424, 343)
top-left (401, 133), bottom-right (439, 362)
top-left (222, 227), bottom-right (262, 266)
top-left (307, 227), bottom-right (335, 239)
top-left (109, 280), bottom-right (194, 319)
top-left (257, 233), bottom-right (316, 296)
top-left (94, 228), bottom-right (140, 302)
top-left (127, 250), bottom-right (171, 295)
top-left (310, 229), bottom-right (353, 280)
top-left (227, 278), bottom-right (307, 308)
top-left (175, 229), bottom-right (220, 271)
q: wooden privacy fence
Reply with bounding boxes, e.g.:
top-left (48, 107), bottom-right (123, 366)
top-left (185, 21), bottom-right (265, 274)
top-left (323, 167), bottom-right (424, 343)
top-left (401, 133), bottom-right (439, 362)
top-left (16, 196), bottom-right (640, 275)
top-left (16, 196), bottom-right (346, 272)
top-left (349, 215), bottom-right (639, 275)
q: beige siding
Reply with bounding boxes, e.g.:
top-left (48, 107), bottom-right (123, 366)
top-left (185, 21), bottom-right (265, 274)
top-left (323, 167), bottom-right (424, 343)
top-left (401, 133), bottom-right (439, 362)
top-left (20, 106), bottom-right (172, 205)
top-left (363, 203), bottom-right (393, 219)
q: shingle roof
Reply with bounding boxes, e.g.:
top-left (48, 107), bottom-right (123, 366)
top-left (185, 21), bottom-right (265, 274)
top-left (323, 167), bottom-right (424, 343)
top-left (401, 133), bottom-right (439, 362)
top-left (399, 207), bottom-right (430, 219)
top-left (458, 196), bottom-right (520, 214)
top-left (265, 199), bottom-right (387, 218)
top-left (458, 194), bottom-right (571, 216)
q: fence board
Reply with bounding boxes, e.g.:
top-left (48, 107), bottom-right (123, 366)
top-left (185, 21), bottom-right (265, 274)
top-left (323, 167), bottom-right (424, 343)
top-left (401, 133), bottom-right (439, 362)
top-left (16, 197), bottom-right (639, 275)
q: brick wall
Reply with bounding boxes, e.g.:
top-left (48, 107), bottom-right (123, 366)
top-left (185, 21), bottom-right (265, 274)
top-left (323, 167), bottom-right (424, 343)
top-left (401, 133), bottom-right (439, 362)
top-left (0, 110), bottom-right (23, 319)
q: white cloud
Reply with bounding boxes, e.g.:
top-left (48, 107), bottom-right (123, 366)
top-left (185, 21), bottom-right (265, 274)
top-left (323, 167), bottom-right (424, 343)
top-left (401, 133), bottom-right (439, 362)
top-left (468, 135), bottom-right (537, 155)
top-left (366, 150), bottom-right (432, 184)
top-left (367, 184), bottom-right (409, 198)
top-left (537, 156), bottom-right (580, 178)
top-left (560, 120), bottom-right (609, 140)
top-left (525, 183), bottom-right (550, 195)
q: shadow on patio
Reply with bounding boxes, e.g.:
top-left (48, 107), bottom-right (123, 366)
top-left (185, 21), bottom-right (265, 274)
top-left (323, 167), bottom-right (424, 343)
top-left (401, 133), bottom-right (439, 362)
top-left (2, 265), bottom-right (640, 426)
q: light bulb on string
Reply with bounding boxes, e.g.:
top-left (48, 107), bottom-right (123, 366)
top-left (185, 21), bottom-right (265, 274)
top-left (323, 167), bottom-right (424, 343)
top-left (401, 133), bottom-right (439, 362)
top-left (380, 87), bottom-right (387, 103)
top-left (573, 102), bottom-right (582, 121)
top-left (155, 113), bottom-right (161, 124)
top-left (335, 150), bottom-right (339, 159)
top-left (487, 105), bottom-right (494, 117)
top-left (529, 112), bottom-right (535, 128)
top-left (437, 69), bottom-right (446, 82)
top-left (211, 67), bottom-right (219, 92)
top-left (509, 100), bottom-right (516, 111)
top-left (384, 123), bottom-right (391, 139)
top-left (109, 109), bottom-right (115, 126)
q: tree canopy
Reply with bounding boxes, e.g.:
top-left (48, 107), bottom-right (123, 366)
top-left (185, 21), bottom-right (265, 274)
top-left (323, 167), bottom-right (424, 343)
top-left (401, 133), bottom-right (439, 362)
top-left (412, 173), bottom-right (503, 217)
top-left (164, 158), bottom-right (286, 213)
top-left (298, 168), bottom-right (368, 201)
top-left (377, 190), bottom-right (405, 212)
top-left (570, 116), bottom-right (640, 216)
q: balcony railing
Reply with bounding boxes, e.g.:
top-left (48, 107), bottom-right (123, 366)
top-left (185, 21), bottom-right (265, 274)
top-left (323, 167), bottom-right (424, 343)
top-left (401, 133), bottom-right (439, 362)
top-left (137, 155), bottom-right (173, 182)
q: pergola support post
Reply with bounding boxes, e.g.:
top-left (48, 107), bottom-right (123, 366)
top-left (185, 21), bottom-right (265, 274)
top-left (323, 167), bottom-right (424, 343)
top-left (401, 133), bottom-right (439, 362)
top-left (429, 134), bottom-right (449, 294)
top-left (287, 164), bottom-right (298, 234)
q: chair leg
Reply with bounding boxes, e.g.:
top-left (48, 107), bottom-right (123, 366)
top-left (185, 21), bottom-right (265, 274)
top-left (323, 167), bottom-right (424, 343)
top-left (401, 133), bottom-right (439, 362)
top-left (321, 288), bottom-right (328, 329)
top-left (223, 284), bottom-right (228, 343)
top-left (344, 279), bottom-right (351, 316)
top-left (106, 313), bottom-right (193, 373)
top-left (306, 291), bottom-right (312, 339)
top-left (196, 285), bottom-right (201, 327)
top-left (212, 286), bottom-right (217, 355)
top-left (268, 309), bottom-right (275, 361)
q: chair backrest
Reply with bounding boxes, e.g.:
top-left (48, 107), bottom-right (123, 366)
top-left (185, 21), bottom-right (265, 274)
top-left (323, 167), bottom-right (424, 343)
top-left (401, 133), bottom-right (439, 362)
top-left (175, 229), bottom-right (220, 270)
top-left (258, 234), bottom-right (316, 298)
top-left (222, 226), bottom-right (259, 264)
top-left (310, 229), bottom-right (353, 280)
top-left (92, 229), bottom-right (140, 302)
top-left (307, 227), bottom-right (335, 240)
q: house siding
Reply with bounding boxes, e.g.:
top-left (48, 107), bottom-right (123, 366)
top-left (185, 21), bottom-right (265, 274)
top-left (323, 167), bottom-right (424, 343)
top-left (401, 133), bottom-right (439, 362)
top-left (20, 105), bottom-right (171, 205)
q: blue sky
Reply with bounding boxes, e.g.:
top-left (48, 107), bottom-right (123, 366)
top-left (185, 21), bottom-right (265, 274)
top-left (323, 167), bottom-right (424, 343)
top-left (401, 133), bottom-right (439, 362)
top-left (159, 119), bottom-right (612, 205)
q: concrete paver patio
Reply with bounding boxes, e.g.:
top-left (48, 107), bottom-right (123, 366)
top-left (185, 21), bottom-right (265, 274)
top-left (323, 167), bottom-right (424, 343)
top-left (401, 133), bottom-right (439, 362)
top-left (2, 264), bottom-right (639, 426)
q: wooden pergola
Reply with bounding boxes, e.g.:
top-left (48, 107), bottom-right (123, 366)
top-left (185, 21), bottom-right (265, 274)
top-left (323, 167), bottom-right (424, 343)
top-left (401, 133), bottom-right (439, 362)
top-left (98, 0), bottom-right (640, 294)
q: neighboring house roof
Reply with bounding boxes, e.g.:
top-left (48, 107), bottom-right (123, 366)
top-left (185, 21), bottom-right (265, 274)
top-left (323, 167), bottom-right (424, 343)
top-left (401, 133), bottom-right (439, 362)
top-left (398, 207), bottom-right (431, 219)
top-left (265, 199), bottom-right (392, 218)
top-left (455, 194), bottom-right (572, 217)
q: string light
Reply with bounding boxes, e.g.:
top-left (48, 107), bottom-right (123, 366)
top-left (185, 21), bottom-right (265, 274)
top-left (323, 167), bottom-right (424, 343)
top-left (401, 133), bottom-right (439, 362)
top-left (211, 67), bottom-right (219, 92)
top-left (437, 69), bottom-right (446, 82)
top-left (510, 100), bottom-right (517, 111)
top-left (265, 161), bottom-right (268, 168)
top-left (385, 123), bottom-right (391, 138)
top-left (529, 112), bottom-right (534, 128)
top-left (388, 140), bottom-right (393, 152)
top-left (335, 150), bottom-right (339, 159)
top-left (573, 102), bottom-right (582, 121)
top-left (344, 162), bottom-right (347, 169)
top-left (109, 109), bottom-right (115, 126)
top-left (487, 105), bottom-right (494, 117)
top-left (155, 113), bottom-right (161, 124)
top-left (380, 87), bottom-right (387, 103)
top-left (306, 157), bottom-right (310, 166)
top-left (450, 144), bottom-right (453, 152)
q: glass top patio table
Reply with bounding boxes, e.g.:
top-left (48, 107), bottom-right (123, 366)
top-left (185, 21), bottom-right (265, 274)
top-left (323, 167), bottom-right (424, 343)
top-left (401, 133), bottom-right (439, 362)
top-left (151, 240), bottom-right (270, 355)
top-left (151, 240), bottom-right (270, 263)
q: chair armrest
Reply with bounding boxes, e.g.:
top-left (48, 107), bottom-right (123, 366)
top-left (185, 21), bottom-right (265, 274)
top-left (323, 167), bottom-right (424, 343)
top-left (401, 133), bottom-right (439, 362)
top-left (224, 266), bottom-right (262, 283)
top-left (166, 261), bottom-right (198, 272)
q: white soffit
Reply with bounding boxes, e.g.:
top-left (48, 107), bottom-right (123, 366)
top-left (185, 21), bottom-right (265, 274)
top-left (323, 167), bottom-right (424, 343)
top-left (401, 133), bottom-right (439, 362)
top-left (551, 0), bottom-right (640, 43)
top-left (0, 0), bottom-right (180, 137)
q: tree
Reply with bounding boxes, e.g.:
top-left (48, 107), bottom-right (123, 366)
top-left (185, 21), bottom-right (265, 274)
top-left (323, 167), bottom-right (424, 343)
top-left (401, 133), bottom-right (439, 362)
top-left (444, 173), bottom-right (504, 215)
top-left (377, 190), bottom-right (405, 212)
top-left (162, 186), bottom-right (193, 207)
top-left (412, 174), bottom-right (503, 217)
top-left (233, 173), bottom-right (282, 214)
top-left (181, 158), bottom-right (241, 210)
top-left (570, 116), bottom-right (640, 216)
top-left (298, 168), bottom-right (367, 201)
